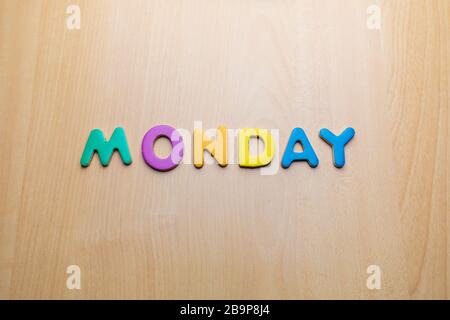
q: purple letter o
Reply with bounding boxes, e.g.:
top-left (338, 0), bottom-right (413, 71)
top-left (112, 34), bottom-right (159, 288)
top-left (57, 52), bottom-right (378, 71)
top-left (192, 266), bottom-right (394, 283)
top-left (142, 125), bottom-right (184, 171)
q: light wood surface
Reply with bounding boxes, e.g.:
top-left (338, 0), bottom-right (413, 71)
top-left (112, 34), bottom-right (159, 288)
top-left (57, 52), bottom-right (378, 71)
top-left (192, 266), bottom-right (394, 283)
top-left (0, 0), bottom-right (448, 299)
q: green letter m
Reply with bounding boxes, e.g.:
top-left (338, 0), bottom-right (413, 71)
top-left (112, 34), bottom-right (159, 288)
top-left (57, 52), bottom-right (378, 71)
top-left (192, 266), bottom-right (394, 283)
top-left (80, 127), bottom-right (132, 167)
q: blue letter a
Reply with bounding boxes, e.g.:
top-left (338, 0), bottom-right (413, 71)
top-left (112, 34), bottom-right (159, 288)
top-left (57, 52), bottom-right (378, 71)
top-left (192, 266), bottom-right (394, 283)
top-left (282, 128), bottom-right (319, 169)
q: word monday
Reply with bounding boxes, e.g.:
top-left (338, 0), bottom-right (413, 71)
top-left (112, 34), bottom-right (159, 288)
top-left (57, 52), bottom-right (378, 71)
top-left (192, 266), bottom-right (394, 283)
top-left (80, 125), bottom-right (356, 171)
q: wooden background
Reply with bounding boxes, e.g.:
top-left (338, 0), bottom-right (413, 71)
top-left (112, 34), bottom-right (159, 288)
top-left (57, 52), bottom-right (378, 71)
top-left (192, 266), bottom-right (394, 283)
top-left (0, 0), bottom-right (448, 299)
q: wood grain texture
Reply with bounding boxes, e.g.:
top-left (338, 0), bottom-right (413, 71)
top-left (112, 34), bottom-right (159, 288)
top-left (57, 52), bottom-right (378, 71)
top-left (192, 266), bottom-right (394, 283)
top-left (0, 0), bottom-right (448, 299)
